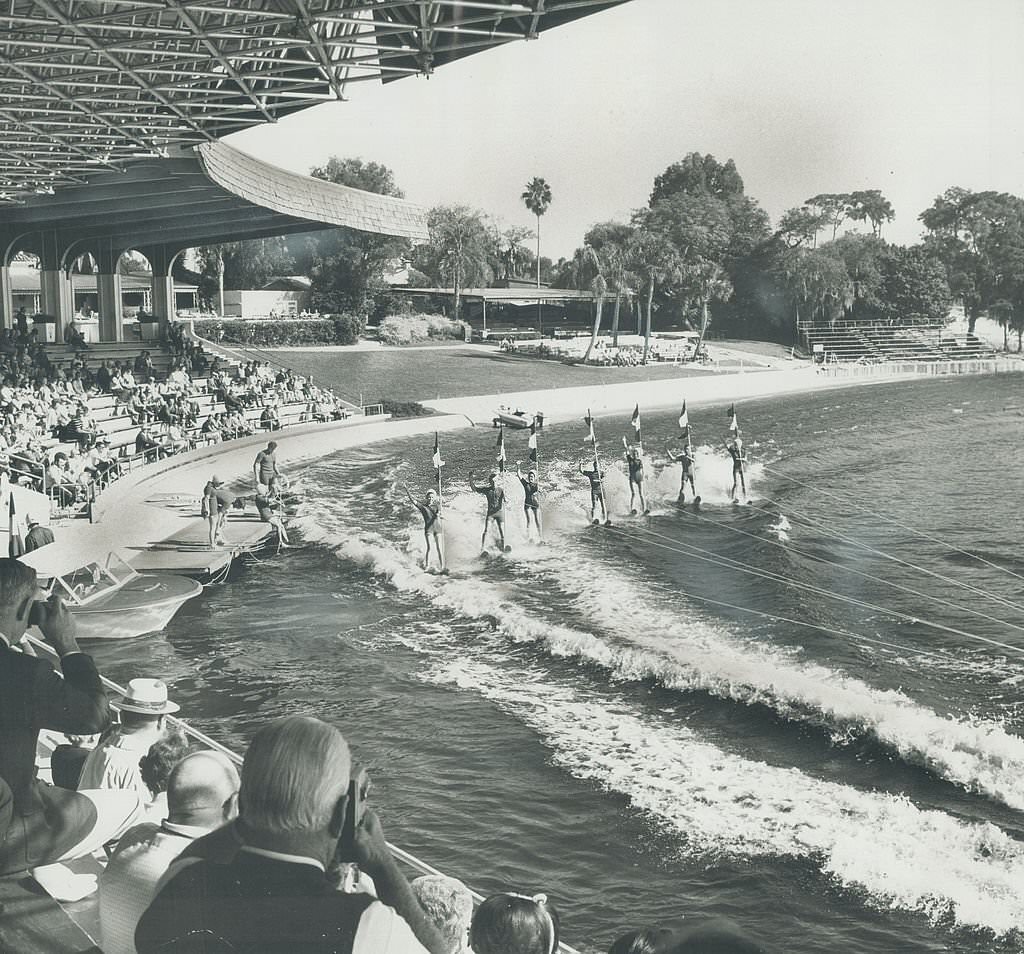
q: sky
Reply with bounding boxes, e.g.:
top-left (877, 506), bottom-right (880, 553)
top-left (228, 0), bottom-right (1024, 261)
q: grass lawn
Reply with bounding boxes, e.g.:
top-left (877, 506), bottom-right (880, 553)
top-left (260, 347), bottom-right (716, 405)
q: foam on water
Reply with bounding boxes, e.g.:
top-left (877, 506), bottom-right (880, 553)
top-left (423, 655), bottom-right (1024, 938)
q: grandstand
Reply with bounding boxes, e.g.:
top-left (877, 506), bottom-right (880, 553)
top-left (798, 319), bottom-right (994, 364)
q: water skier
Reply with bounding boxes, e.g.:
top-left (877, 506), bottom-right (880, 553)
top-left (623, 440), bottom-right (648, 515)
top-left (469, 471), bottom-right (507, 554)
top-left (725, 433), bottom-right (747, 502)
top-left (404, 486), bottom-right (447, 573)
top-left (666, 442), bottom-right (697, 502)
top-left (515, 462), bottom-right (543, 542)
top-left (578, 458), bottom-right (607, 524)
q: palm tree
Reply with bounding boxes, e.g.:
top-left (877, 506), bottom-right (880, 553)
top-left (627, 230), bottom-right (680, 364)
top-left (521, 177), bottom-right (553, 286)
top-left (691, 263), bottom-right (733, 359)
top-left (571, 245), bottom-right (607, 362)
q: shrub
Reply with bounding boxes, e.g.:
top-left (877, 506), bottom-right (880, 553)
top-left (192, 316), bottom-right (364, 347)
top-left (379, 399), bottom-right (431, 418)
top-left (377, 313), bottom-right (469, 346)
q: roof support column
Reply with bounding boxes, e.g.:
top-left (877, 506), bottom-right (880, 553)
top-left (95, 243), bottom-right (124, 343)
top-left (143, 245), bottom-right (178, 342)
top-left (0, 265), bottom-right (13, 331)
top-left (38, 231), bottom-right (70, 343)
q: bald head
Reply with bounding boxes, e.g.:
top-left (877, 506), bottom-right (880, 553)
top-left (166, 751), bottom-right (240, 830)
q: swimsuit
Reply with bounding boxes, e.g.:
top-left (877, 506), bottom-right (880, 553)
top-left (417, 502), bottom-right (442, 534)
top-left (584, 470), bottom-right (604, 499)
top-left (627, 458), bottom-right (644, 483)
top-left (475, 486), bottom-right (505, 519)
top-left (519, 478), bottom-right (540, 510)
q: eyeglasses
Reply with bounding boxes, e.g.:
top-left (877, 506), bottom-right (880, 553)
top-left (505, 892), bottom-right (557, 954)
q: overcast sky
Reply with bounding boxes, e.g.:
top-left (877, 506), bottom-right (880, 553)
top-left (229, 0), bottom-right (1024, 260)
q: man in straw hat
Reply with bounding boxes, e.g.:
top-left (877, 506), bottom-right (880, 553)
top-left (0, 559), bottom-right (141, 885)
top-left (78, 679), bottom-right (180, 805)
top-left (24, 514), bottom-right (55, 553)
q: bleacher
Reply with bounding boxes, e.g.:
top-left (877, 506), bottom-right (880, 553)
top-left (799, 320), bottom-right (992, 364)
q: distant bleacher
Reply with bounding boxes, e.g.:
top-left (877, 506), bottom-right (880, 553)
top-left (798, 320), bottom-right (993, 364)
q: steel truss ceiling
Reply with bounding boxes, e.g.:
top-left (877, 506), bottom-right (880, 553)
top-left (0, 0), bottom-right (628, 204)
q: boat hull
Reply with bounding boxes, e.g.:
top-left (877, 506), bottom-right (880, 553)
top-left (68, 573), bottom-right (203, 640)
top-left (493, 412), bottom-right (532, 429)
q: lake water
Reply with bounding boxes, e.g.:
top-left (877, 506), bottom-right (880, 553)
top-left (92, 372), bottom-right (1024, 954)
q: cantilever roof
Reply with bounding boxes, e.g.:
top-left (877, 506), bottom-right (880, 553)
top-left (2, 140), bottom-right (429, 251)
top-left (0, 0), bottom-right (631, 204)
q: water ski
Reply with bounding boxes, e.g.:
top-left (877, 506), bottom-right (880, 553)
top-left (693, 496), bottom-right (702, 509)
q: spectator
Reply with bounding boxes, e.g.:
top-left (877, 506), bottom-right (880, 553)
top-left (609, 919), bottom-right (766, 954)
top-left (470, 893), bottom-right (560, 954)
top-left (50, 734), bottom-right (96, 791)
top-left (136, 424), bottom-right (162, 460)
top-left (65, 319), bottom-right (89, 351)
top-left (135, 715), bottom-right (448, 954)
top-left (138, 722), bottom-right (192, 821)
top-left (78, 678), bottom-right (180, 805)
top-left (99, 750), bottom-right (240, 954)
top-left (0, 561), bottom-right (141, 881)
top-left (202, 475), bottom-right (234, 548)
top-left (24, 515), bottom-right (55, 553)
top-left (411, 875), bottom-right (474, 954)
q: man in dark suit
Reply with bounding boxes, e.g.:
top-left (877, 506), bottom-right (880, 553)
top-left (0, 559), bottom-right (141, 877)
top-left (136, 716), bottom-right (448, 954)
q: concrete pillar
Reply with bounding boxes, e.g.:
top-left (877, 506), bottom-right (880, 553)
top-left (143, 245), bottom-right (179, 342)
top-left (0, 265), bottom-right (12, 330)
top-left (96, 271), bottom-right (123, 342)
top-left (40, 269), bottom-right (72, 342)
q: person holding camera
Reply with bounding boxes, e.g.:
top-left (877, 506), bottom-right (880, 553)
top-left (0, 559), bottom-right (142, 879)
top-left (135, 715), bottom-right (448, 954)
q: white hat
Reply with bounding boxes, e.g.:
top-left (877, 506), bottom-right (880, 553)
top-left (112, 678), bottom-right (180, 715)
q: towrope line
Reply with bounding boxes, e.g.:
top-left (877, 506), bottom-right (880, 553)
top-left (762, 463), bottom-right (1024, 584)
top-left (674, 504), bottom-right (1024, 636)
top-left (610, 523), bottom-right (1024, 660)
top-left (748, 496), bottom-right (1024, 618)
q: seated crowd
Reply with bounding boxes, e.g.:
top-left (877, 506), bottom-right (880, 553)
top-left (0, 556), bottom-right (765, 954)
top-left (0, 323), bottom-right (351, 508)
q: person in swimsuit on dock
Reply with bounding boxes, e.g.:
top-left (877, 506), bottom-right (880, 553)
top-left (202, 476), bottom-right (234, 548)
top-left (255, 491), bottom-right (293, 548)
top-left (623, 442), bottom-right (648, 515)
top-left (253, 441), bottom-right (282, 494)
top-left (725, 434), bottom-right (746, 502)
top-left (515, 462), bottom-right (543, 543)
top-left (578, 458), bottom-right (607, 524)
top-left (469, 471), bottom-right (507, 554)
top-left (666, 441), bottom-right (697, 502)
top-left (405, 486), bottom-right (446, 573)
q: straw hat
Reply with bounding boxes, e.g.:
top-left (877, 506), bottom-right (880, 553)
top-left (112, 678), bottom-right (180, 715)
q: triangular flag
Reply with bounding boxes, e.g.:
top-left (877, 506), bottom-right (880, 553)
top-left (528, 446), bottom-right (538, 463)
top-left (528, 422), bottom-right (537, 450)
top-left (584, 409), bottom-right (596, 444)
top-left (432, 433), bottom-right (444, 470)
top-left (727, 404), bottom-right (738, 432)
top-left (631, 403), bottom-right (642, 445)
top-left (679, 402), bottom-right (689, 429)
top-left (496, 427), bottom-right (506, 472)
top-left (8, 493), bottom-right (24, 559)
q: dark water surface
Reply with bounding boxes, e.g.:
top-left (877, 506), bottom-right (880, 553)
top-left (92, 374), bottom-right (1024, 954)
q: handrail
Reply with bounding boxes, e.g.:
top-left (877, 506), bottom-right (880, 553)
top-left (22, 633), bottom-right (581, 954)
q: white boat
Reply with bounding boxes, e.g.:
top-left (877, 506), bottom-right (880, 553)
top-left (21, 550), bottom-right (202, 640)
top-left (492, 406), bottom-right (541, 429)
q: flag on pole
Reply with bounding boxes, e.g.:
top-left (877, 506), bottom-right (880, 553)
top-left (631, 403), bottom-right (642, 442)
top-left (678, 402), bottom-right (689, 430)
top-left (528, 422), bottom-right (538, 463)
top-left (8, 493), bottom-right (24, 559)
top-left (432, 433), bottom-right (444, 470)
top-left (584, 409), bottom-right (596, 445)
top-left (496, 427), bottom-right (506, 472)
top-left (727, 404), bottom-right (738, 432)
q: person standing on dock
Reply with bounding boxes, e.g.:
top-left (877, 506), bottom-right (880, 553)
top-left (202, 476), bottom-right (234, 549)
top-left (469, 471), bottom-right (507, 554)
top-left (253, 441), bottom-right (283, 493)
top-left (404, 486), bottom-right (446, 573)
top-left (515, 462), bottom-right (543, 543)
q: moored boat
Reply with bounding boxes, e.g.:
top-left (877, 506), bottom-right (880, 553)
top-left (492, 405), bottom-right (542, 429)
top-left (20, 550), bottom-right (202, 640)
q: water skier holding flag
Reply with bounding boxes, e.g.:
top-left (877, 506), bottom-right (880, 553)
top-left (405, 434), bottom-right (447, 573)
top-left (516, 422), bottom-right (543, 542)
top-left (666, 402), bottom-right (698, 503)
top-left (579, 410), bottom-right (610, 525)
top-left (623, 404), bottom-right (649, 516)
top-left (469, 467), bottom-right (508, 556)
top-left (724, 404), bottom-right (747, 502)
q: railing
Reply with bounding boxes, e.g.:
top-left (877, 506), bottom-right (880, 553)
top-left (821, 357), bottom-right (1023, 378)
top-left (23, 633), bottom-right (581, 954)
top-left (361, 403), bottom-right (385, 416)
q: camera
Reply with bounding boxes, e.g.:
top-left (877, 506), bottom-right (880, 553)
top-left (339, 767), bottom-right (371, 855)
top-left (27, 599), bottom-right (47, 628)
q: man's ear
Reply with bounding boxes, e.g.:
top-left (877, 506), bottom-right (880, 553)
top-left (222, 790), bottom-right (239, 821)
top-left (328, 791), bottom-right (348, 840)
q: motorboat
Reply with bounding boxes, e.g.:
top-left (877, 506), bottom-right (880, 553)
top-left (492, 405), bottom-right (543, 429)
top-left (22, 550), bottom-right (202, 640)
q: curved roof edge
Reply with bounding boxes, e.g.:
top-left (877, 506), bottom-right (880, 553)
top-left (197, 142), bottom-right (429, 242)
